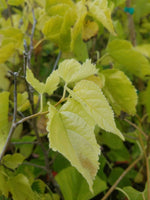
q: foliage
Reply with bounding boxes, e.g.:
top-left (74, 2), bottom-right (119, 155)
top-left (0, 0), bottom-right (150, 199)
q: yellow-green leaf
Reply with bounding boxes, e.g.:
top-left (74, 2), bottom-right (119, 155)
top-left (58, 59), bottom-right (98, 84)
top-left (67, 80), bottom-right (124, 140)
top-left (47, 103), bottom-right (100, 192)
top-left (17, 92), bottom-right (38, 112)
top-left (0, 92), bottom-right (9, 155)
top-left (71, 1), bottom-right (87, 51)
top-left (26, 68), bottom-right (60, 95)
top-left (45, 0), bottom-right (74, 16)
top-left (102, 69), bottom-right (138, 115)
top-left (82, 20), bottom-right (99, 41)
top-left (107, 39), bottom-right (150, 79)
top-left (42, 16), bottom-right (63, 43)
top-left (0, 64), bottom-right (10, 90)
top-left (8, 0), bottom-right (24, 5)
top-left (87, 0), bottom-right (115, 35)
top-left (2, 153), bottom-right (25, 170)
top-left (26, 68), bottom-right (45, 94)
top-left (0, 28), bottom-right (24, 48)
top-left (8, 174), bottom-right (35, 200)
top-left (44, 70), bottom-right (60, 95)
top-left (0, 43), bottom-right (15, 64)
top-left (135, 44), bottom-right (150, 58)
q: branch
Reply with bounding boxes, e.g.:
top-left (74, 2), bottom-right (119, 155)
top-left (101, 155), bottom-right (143, 200)
top-left (124, 118), bottom-right (148, 139)
top-left (23, 162), bottom-right (47, 171)
top-left (126, 0), bottom-right (136, 46)
top-left (5, 0), bottom-right (14, 27)
top-left (0, 72), bottom-right (18, 162)
top-left (52, 51), bottom-right (62, 71)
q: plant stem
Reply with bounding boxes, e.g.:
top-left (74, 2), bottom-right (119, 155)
top-left (0, 72), bottom-right (18, 162)
top-left (126, 0), bottom-right (136, 46)
top-left (124, 118), bottom-right (148, 139)
top-left (101, 155), bottom-right (143, 200)
top-left (5, 0), bottom-right (14, 27)
top-left (52, 51), bottom-right (62, 71)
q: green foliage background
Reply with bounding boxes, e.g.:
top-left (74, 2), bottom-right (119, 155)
top-left (0, 0), bottom-right (150, 199)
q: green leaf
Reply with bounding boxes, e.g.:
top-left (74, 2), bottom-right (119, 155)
top-left (67, 80), bottom-right (124, 140)
top-left (47, 102), bottom-right (100, 192)
top-left (102, 69), bottom-right (138, 115)
top-left (122, 186), bottom-right (146, 200)
top-left (8, 174), bottom-right (35, 200)
top-left (0, 28), bottom-right (24, 48)
top-left (45, 0), bottom-right (74, 16)
top-left (135, 44), bottom-right (150, 58)
top-left (7, 0), bottom-right (24, 6)
top-left (55, 166), bottom-right (107, 200)
top-left (0, 43), bottom-right (15, 64)
top-left (70, 1), bottom-right (87, 51)
top-left (87, 0), bottom-right (115, 34)
top-left (0, 64), bottom-right (10, 90)
top-left (42, 16), bottom-right (63, 43)
top-left (0, 166), bottom-right (9, 197)
top-left (58, 59), bottom-right (98, 84)
top-left (46, 3), bottom-right (71, 17)
top-left (32, 179), bottom-right (46, 194)
top-left (26, 68), bottom-right (59, 95)
top-left (0, 92), bottom-right (9, 155)
top-left (140, 80), bottom-right (150, 122)
top-left (59, 7), bottom-right (77, 51)
top-left (1, 153), bottom-right (25, 170)
top-left (107, 39), bottom-right (150, 79)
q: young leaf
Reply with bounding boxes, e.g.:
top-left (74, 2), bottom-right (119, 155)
top-left (26, 68), bottom-right (59, 95)
top-left (67, 80), bottom-right (124, 140)
top-left (102, 69), bottom-right (138, 115)
top-left (58, 59), bottom-right (98, 84)
top-left (82, 20), bottom-right (99, 41)
top-left (47, 103), bottom-right (100, 192)
top-left (55, 167), bottom-right (107, 200)
top-left (1, 153), bottom-right (25, 170)
top-left (26, 68), bottom-right (45, 94)
top-left (87, 0), bottom-right (115, 35)
top-left (0, 92), bottom-right (9, 155)
top-left (107, 39), bottom-right (150, 79)
top-left (44, 70), bottom-right (60, 95)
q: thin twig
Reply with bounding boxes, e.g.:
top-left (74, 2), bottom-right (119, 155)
top-left (27, 8), bottom-right (37, 68)
top-left (124, 118), bottom-right (148, 139)
top-left (52, 51), bottom-right (62, 71)
top-left (126, 0), bottom-right (136, 46)
top-left (101, 155), bottom-right (143, 200)
top-left (0, 72), bottom-right (18, 161)
top-left (12, 141), bottom-right (38, 145)
top-left (5, 0), bottom-right (14, 27)
top-left (23, 162), bottom-right (47, 171)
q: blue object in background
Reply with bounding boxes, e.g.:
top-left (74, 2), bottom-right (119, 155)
top-left (124, 7), bottom-right (134, 15)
